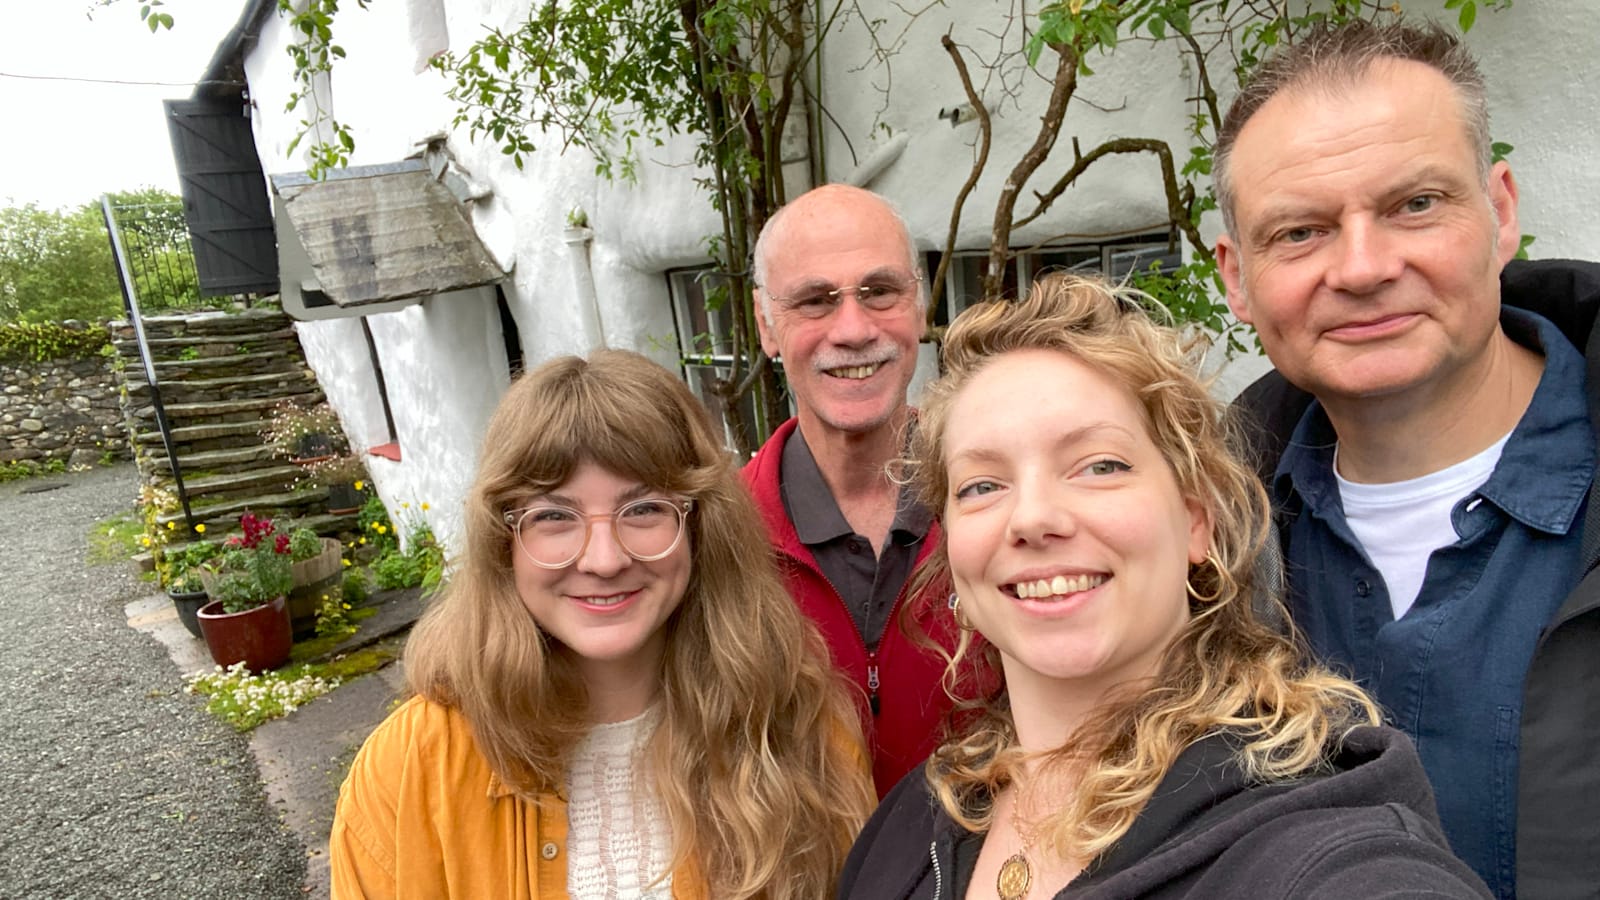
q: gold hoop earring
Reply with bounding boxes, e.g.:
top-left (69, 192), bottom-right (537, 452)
top-left (948, 593), bottom-right (975, 631)
top-left (1186, 552), bottom-right (1226, 603)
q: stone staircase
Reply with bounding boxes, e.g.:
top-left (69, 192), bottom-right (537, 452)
top-left (113, 306), bottom-right (361, 544)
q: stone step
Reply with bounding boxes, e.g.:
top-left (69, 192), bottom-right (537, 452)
top-left (120, 350), bottom-right (303, 383)
top-left (112, 308), bottom-right (292, 340)
top-left (112, 326), bottom-right (299, 354)
top-left (154, 485), bottom-right (330, 529)
top-left (125, 370), bottom-right (321, 404)
top-left (153, 511), bottom-right (362, 561)
top-left (129, 395), bottom-right (323, 427)
top-left (177, 464), bottom-right (308, 499)
top-left (134, 421), bottom-right (265, 445)
top-left (148, 444), bottom-right (282, 475)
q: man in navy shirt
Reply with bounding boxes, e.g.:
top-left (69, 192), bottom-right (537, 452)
top-left (1217, 20), bottom-right (1600, 899)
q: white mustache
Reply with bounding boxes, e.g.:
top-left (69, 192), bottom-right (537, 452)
top-left (812, 341), bottom-right (902, 373)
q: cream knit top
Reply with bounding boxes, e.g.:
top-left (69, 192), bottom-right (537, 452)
top-left (565, 704), bottom-right (674, 899)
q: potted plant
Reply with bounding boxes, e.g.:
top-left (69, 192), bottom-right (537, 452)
top-left (306, 453), bottom-right (368, 514)
top-left (163, 539), bottom-right (218, 639)
top-left (285, 526), bottom-right (344, 638)
top-left (197, 513), bottom-right (295, 672)
top-left (263, 400), bottom-right (344, 464)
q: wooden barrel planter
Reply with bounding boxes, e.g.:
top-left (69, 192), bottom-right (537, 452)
top-left (287, 538), bottom-right (344, 638)
top-left (197, 596), bottom-right (292, 673)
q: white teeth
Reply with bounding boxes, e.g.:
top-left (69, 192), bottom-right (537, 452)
top-left (1014, 574), bottom-right (1106, 599)
top-left (828, 363), bottom-right (881, 380)
top-left (579, 594), bottom-right (629, 607)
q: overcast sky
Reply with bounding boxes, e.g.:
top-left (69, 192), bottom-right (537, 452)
top-left (0, 0), bottom-right (248, 211)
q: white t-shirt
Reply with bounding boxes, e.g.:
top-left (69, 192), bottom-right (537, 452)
top-left (1336, 433), bottom-right (1511, 619)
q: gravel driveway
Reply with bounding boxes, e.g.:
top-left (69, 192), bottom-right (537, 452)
top-left (0, 463), bottom-right (307, 899)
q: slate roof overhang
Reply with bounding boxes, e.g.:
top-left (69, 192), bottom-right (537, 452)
top-left (271, 160), bottom-right (505, 308)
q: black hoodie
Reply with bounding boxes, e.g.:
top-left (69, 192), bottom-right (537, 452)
top-left (839, 726), bottom-right (1491, 900)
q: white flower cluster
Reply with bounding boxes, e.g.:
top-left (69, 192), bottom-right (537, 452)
top-left (183, 661), bottom-right (342, 729)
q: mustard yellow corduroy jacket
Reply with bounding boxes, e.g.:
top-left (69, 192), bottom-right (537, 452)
top-left (329, 696), bottom-right (706, 900)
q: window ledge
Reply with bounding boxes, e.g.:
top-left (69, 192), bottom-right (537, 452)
top-left (368, 442), bottom-right (402, 462)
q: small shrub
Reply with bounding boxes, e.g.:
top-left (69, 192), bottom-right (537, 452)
top-left (287, 527), bottom-right (323, 562)
top-left (314, 593), bottom-right (358, 639)
top-left (0, 321), bottom-right (110, 362)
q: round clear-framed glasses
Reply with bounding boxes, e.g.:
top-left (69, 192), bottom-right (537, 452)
top-left (764, 271), bottom-right (923, 320)
top-left (503, 497), bottom-right (695, 569)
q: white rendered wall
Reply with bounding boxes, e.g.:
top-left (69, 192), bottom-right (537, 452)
top-left (235, 0), bottom-right (1600, 550)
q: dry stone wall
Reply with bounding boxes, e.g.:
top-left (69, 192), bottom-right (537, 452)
top-left (1, 356), bottom-right (129, 466)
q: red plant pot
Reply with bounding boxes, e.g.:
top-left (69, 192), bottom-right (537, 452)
top-left (196, 595), bottom-right (293, 673)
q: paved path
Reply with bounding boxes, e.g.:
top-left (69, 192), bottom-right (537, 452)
top-left (0, 464), bottom-right (309, 899)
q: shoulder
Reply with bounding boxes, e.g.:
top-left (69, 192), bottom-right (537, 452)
top-left (347, 695), bottom-right (489, 791)
top-left (1229, 371), bottom-right (1313, 485)
top-left (740, 417), bottom-right (796, 485)
top-left (1500, 258), bottom-right (1600, 350)
top-left (839, 765), bottom-right (943, 897)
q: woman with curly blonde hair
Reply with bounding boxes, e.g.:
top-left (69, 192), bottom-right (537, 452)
top-left (839, 274), bottom-right (1488, 899)
top-left (331, 350), bottom-right (873, 899)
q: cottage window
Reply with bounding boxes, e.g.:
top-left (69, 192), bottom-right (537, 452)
top-left (666, 267), bottom-right (784, 449)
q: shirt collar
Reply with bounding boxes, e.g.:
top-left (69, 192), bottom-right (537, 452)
top-left (780, 425), bottom-right (933, 546)
top-left (1276, 307), bottom-right (1594, 535)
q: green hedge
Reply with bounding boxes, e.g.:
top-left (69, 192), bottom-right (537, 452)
top-left (0, 321), bottom-right (111, 363)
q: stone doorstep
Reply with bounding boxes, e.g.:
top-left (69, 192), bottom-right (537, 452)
top-left (134, 421), bottom-right (264, 445)
top-left (125, 372), bottom-right (320, 398)
top-left (125, 585), bottom-right (424, 900)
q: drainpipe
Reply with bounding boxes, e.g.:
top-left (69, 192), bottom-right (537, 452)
top-left (562, 221), bottom-right (606, 349)
top-left (845, 132), bottom-right (909, 189)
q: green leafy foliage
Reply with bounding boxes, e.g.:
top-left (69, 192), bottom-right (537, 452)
top-left (0, 457), bottom-right (68, 482)
top-left (0, 321), bottom-right (110, 362)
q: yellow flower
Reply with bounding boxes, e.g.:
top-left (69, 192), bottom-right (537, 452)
top-left (195, 524), bottom-right (206, 534)
top-left (166, 521), bottom-right (175, 530)
top-left (402, 502), bottom-right (410, 509)
top-left (376, 525), bottom-right (387, 534)
top-left (359, 537), bottom-right (367, 545)
top-left (354, 480), bottom-right (364, 491)
top-left (140, 536), bottom-right (151, 547)
top-left (342, 603), bottom-right (351, 610)
top-left (421, 503), bottom-right (430, 511)
top-left (342, 559), bottom-right (351, 567)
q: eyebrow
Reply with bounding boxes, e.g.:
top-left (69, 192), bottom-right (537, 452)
top-left (948, 422), bottom-right (1139, 467)
top-left (775, 266), bottom-right (908, 298)
top-left (1247, 163), bottom-right (1474, 246)
top-left (533, 482), bottom-right (654, 510)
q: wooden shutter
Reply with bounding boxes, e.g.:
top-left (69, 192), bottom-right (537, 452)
top-left (164, 98), bottom-right (279, 296)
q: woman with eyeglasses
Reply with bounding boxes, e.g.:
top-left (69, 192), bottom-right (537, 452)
top-left (330, 350), bottom-right (874, 899)
top-left (839, 275), bottom-right (1490, 899)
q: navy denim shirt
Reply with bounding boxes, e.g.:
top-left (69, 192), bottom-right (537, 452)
top-left (1275, 308), bottom-right (1595, 899)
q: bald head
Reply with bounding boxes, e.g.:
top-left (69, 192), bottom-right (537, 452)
top-left (752, 185), bottom-right (925, 323)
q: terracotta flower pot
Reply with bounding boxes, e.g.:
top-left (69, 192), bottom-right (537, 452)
top-left (197, 596), bottom-right (292, 673)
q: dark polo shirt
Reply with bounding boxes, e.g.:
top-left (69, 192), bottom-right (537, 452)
top-left (779, 427), bottom-right (933, 650)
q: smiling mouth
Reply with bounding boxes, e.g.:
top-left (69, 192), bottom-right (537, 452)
top-left (824, 363), bottom-right (883, 380)
top-left (574, 592), bottom-right (634, 608)
top-left (1007, 574), bottom-right (1108, 600)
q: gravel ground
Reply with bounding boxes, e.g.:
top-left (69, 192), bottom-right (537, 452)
top-left (0, 464), bottom-right (307, 899)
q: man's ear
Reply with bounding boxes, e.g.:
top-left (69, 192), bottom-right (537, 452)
top-left (1215, 234), bottom-right (1253, 325)
top-left (1488, 161), bottom-right (1521, 267)
top-left (754, 290), bottom-right (780, 358)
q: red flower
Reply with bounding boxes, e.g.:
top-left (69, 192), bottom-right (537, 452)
top-left (274, 533), bottom-right (291, 555)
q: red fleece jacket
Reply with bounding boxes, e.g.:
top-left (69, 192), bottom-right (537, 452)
top-left (741, 417), bottom-right (961, 797)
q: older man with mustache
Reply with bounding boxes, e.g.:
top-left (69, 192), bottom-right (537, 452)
top-left (742, 184), bottom-right (957, 797)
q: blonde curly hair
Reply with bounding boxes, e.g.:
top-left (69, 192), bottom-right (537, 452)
top-left (909, 273), bottom-right (1379, 862)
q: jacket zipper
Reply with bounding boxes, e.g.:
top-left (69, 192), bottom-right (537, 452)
top-left (929, 840), bottom-right (943, 900)
top-left (785, 546), bottom-right (909, 719)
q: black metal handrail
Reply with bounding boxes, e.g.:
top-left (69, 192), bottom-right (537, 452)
top-left (101, 195), bottom-right (196, 534)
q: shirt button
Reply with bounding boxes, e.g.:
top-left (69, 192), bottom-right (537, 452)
top-left (541, 842), bottom-right (559, 860)
top-left (1355, 579), bottom-right (1372, 597)
top-left (847, 538), bottom-right (866, 554)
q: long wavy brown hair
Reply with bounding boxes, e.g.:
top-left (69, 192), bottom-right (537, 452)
top-left (405, 349), bottom-right (873, 898)
top-left (910, 274), bottom-right (1380, 862)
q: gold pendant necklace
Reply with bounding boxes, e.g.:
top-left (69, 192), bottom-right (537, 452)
top-left (996, 850), bottom-right (1032, 900)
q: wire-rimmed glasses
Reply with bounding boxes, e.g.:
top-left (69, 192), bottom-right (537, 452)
top-left (764, 271), bottom-right (923, 320)
top-left (503, 497), bottom-right (694, 569)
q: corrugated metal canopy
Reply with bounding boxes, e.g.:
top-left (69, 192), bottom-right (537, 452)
top-left (272, 160), bottom-right (504, 307)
